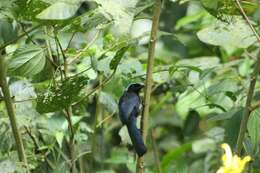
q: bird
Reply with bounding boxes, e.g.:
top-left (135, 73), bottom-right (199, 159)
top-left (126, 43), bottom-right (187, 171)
top-left (118, 83), bottom-right (147, 157)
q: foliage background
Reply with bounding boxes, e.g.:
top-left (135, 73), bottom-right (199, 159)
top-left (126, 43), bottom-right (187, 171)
top-left (0, 0), bottom-right (260, 173)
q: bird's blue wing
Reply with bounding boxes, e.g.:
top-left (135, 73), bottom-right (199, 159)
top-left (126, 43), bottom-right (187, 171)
top-left (119, 92), bottom-right (140, 124)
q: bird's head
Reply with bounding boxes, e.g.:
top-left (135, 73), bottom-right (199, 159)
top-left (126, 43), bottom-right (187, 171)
top-left (126, 83), bottom-right (144, 93)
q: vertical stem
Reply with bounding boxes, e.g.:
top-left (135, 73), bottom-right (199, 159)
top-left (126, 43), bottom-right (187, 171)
top-left (0, 53), bottom-right (29, 172)
top-left (79, 156), bottom-right (86, 173)
top-left (90, 75), bottom-right (103, 172)
top-left (55, 35), bottom-right (76, 173)
top-left (151, 130), bottom-right (162, 173)
top-left (65, 108), bottom-right (77, 173)
top-left (136, 1), bottom-right (162, 173)
top-left (234, 0), bottom-right (260, 155)
top-left (236, 51), bottom-right (260, 154)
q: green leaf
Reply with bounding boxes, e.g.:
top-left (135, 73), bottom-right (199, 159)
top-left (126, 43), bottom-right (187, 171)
top-left (109, 46), bottom-right (130, 70)
top-left (205, 103), bottom-right (227, 112)
top-left (96, 171), bottom-right (115, 173)
top-left (247, 108), bottom-right (260, 148)
top-left (94, 0), bottom-right (138, 34)
top-left (99, 92), bottom-right (117, 114)
top-left (0, 19), bottom-right (17, 45)
top-left (192, 138), bottom-right (216, 153)
top-left (55, 131), bottom-right (64, 148)
top-left (36, 75), bottom-right (88, 113)
top-left (15, 0), bottom-right (49, 21)
top-left (207, 79), bottom-right (238, 96)
top-left (161, 143), bottom-right (192, 172)
top-left (175, 11), bottom-right (206, 30)
top-left (205, 127), bottom-right (225, 142)
top-left (36, 1), bottom-right (81, 20)
top-left (105, 148), bottom-right (132, 164)
top-left (175, 65), bottom-right (203, 74)
top-left (201, 0), bottom-right (259, 20)
top-left (207, 107), bottom-right (243, 122)
top-left (197, 17), bottom-right (256, 48)
top-left (8, 45), bottom-right (46, 77)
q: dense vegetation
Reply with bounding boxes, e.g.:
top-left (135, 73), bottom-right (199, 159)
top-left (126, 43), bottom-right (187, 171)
top-left (0, 0), bottom-right (260, 173)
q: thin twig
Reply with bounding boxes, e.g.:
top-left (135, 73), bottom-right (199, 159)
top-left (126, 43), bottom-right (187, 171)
top-left (136, 1), bottom-right (162, 173)
top-left (24, 126), bottom-right (39, 152)
top-left (234, 0), bottom-right (260, 43)
top-left (55, 35), bottom-right (68, 77)
top-left (234, 0), bottom-right (260, 155)
top-left (96, 112), bottom-right (116, 128)
top-left (66, 32), bottom-right (76, 50)
top-left (44, 27), bottom-right (59, 69)
top-left (20, 23), bottom-right (37, 45)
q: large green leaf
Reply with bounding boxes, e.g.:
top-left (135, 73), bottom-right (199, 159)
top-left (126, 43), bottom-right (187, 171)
top-left (248, 108), bottom-right (260, 148)
top-left (197, 17), bottom-right (256, 48)
top-left (201, 0), bottom-right (259, 20)
top-left (36, 1), bottom-right (81, 20)
top-left (15, 0), bottom-right (49, 21)
top-left (36, 75), bottom-right (89, 113)
top-left (8, 45), bottom-right (46, 77)
top-left (0, 19), bottom-right (17, 45)
top-left (161, 143), bottom-right (192, 172)
top-left (109, 46), bottom-right (130, 70)
top-left (99, 92), bottom-right (117, 114)
top-left (94, 0), bottom-right (138, 34)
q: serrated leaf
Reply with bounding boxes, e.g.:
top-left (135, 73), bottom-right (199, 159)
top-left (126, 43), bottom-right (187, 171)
top-left (36, 75), bottom-right (88, 113)
top-left (109, 46), bottom-right (130, 70)
top-left (247, 108), bottom-right (260, 148)
top-left (8, 45), bottom-right (46, 77)
top-left (36, 1), bottom-right (81, 20)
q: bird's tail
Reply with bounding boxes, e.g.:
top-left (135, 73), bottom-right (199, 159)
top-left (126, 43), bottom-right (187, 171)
top-left (126, 119), bottom-right (147, 157)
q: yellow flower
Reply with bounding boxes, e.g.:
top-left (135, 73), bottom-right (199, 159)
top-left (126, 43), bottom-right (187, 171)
top-left (216, 143), bottom-right (251, 173)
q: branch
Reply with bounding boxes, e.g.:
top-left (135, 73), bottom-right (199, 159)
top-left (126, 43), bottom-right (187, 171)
top-left (136, 1), bottom-right (162, 173)
top-left (0, 53), bottom-right (29, 172)
top-left (234, 0), bottom-right (260, 155)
